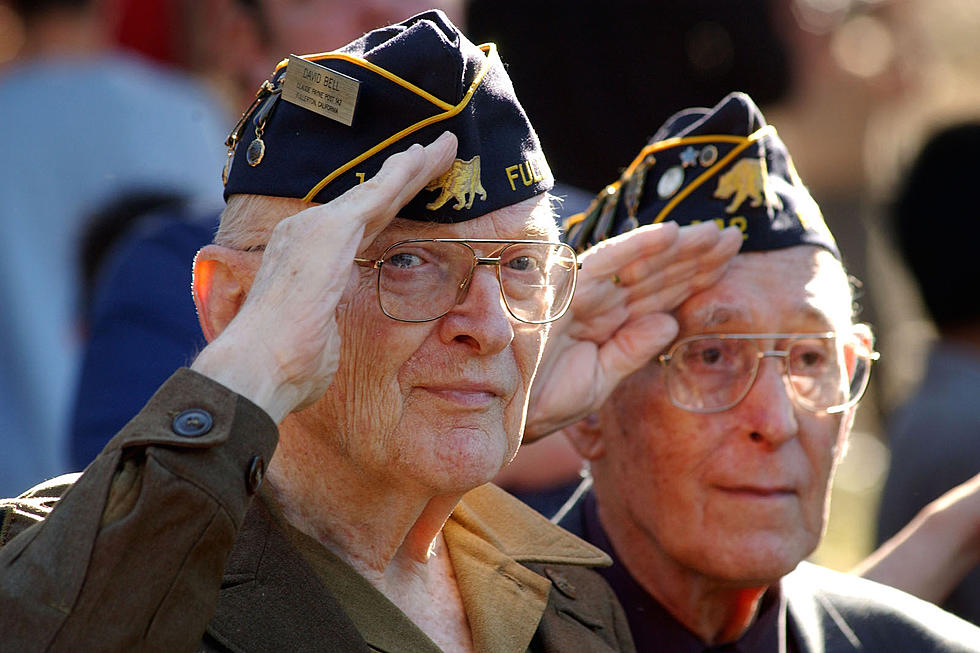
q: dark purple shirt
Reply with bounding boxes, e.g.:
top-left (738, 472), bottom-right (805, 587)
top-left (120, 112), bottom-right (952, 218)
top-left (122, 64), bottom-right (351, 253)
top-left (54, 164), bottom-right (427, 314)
top-left (579, 491), bottom-right (799, 653)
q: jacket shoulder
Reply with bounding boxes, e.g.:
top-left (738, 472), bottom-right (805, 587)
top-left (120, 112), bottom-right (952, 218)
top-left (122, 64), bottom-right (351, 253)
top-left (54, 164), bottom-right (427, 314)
top-left (784, 561), bottom-right (980, 652)
top-left (0, 473), bottom-right (80, 545)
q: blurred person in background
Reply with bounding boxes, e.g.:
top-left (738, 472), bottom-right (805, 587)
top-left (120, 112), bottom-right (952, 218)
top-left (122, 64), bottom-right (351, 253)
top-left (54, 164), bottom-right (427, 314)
top-left (0, 0), bottom-right (227, 496)
top-left (465, 0), bottom-right (791, 196)
top-left (871, 122), bottom-right (980, 625)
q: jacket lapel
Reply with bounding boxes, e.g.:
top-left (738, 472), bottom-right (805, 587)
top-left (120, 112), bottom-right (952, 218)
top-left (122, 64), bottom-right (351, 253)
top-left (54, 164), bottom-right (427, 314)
top-left (206, 500), bottom-right (371, 653)
top-left (450, 485), bottom-right (633, 652)
top-left (783, 563), bottom-right (861, 653)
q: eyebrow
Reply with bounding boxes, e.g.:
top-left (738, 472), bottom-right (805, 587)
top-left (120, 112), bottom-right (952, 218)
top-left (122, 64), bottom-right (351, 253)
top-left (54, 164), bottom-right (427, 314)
top-left (689, 306), bottom-right (745, 329)
top-left (687, 303), bottom-right (837, 332)
top-left (521, 220), bottom-right (558, 240)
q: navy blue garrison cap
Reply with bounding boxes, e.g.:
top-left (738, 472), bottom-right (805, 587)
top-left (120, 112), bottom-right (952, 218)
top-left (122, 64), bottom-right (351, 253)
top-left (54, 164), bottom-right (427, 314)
top-left (564, 92), bottom-right (839, 259)
top-left (222, 10), bottom-right (553, 223)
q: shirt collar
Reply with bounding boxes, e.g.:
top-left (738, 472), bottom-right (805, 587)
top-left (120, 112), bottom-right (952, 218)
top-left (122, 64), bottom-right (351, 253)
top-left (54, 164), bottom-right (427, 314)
top-left (451, 483), bottom-right (612, 566)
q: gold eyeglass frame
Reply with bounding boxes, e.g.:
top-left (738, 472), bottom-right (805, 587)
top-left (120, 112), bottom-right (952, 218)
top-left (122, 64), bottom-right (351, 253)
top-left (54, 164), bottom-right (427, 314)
top-left (657, 331), bottom-right (880, 415)
top-left (353, 238), bottom-right (581, 324)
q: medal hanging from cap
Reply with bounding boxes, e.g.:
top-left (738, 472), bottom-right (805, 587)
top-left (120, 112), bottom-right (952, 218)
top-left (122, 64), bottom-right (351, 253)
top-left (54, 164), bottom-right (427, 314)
top-left (622, 153), bottom-right (655, 233)
top-left (247, 83), bottom-right (282, 167)
top-left (222, 79), bottom-right (283, 184)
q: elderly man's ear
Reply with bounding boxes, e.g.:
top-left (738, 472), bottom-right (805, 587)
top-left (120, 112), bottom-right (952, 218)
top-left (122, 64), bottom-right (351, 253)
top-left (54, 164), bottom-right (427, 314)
top-left (563, 413), bottom-right (607, 461)
top-left (192, 244), bottom-right (261, 343)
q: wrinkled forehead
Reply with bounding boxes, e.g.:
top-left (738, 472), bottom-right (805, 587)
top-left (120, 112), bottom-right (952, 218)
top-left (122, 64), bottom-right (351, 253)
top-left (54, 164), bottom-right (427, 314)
top-left (677, 247), bottom-right (853, 334)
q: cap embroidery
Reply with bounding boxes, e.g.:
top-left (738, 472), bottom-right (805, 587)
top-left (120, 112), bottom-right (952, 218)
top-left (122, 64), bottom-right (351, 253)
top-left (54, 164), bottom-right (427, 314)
top-left (713, 157), bottom-right (782, 214)
top-left (425, 155), bottom-right (487, 210)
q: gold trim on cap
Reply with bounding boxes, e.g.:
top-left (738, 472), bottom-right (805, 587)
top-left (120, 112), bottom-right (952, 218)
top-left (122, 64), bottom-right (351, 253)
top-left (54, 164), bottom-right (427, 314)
top-left (298, 43), bottom-right (497, 203)
top-left (563, 125), bottom-right (778, 245)
top-left (614, 125), bottom-right (776, 224)
top-left (652, 125), bottom-right (775, 223)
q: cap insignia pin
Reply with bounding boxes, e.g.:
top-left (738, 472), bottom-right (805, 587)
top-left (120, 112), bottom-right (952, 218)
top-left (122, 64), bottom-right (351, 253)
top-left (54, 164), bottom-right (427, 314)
top-left (680, 146), bottom-right (699, 168)
top-left (699, 144), bottom-right (719, 167)
top-left (657, 165), bottom-right (685, 199)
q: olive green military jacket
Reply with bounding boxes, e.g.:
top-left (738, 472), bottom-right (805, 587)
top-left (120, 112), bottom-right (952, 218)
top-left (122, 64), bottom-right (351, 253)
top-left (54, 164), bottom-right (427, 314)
top-left (0, 369), bottom-right (635, 653)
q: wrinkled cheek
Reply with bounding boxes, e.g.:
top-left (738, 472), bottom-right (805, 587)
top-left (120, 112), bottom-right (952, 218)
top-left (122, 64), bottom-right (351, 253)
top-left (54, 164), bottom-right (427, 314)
top-left (331, 303), bottom-right (402, 452)
top-left (512, 324), bottom-right (546, 408)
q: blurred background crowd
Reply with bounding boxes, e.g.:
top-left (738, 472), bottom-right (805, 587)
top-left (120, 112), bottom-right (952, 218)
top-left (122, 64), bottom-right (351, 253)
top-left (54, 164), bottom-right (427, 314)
top-left (0, 0), bottom-right (977, 623)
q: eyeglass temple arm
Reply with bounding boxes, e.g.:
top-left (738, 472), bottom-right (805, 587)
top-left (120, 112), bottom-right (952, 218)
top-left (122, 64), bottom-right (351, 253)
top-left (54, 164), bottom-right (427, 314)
top-left (352, 257), bottom-right (381, 269)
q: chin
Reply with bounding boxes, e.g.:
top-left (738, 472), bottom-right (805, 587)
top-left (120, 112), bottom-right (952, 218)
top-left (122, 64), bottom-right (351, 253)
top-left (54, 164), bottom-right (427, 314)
top-left (693, 531), bottom-right (817, 586)
top-left (422, 426), bottom-right (515, 493)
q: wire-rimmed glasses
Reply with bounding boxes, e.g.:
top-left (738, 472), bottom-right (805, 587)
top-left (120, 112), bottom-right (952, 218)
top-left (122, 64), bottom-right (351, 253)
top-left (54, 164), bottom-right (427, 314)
top-left (353, 239), bottom-right (580, 324)
top-left (657, 331), bottom-right (879, 414)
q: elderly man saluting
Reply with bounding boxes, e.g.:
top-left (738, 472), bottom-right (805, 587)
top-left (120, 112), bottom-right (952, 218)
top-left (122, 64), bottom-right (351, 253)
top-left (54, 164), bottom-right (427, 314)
top-left (559, 92), bottom-right (980, 651)
top-left (0, 12), bottom-right (742, 652)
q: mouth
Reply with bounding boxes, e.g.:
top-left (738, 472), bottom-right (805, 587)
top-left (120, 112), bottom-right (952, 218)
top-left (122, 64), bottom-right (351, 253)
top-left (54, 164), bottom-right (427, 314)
top-left (717, 485), bottom-right (796, 499)
top-left (418, 383), bottom-right (506, 408)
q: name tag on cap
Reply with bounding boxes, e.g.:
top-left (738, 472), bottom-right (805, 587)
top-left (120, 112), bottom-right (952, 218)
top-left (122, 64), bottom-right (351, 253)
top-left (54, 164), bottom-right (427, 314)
top-left (282, 55), bottom-right (360, 126)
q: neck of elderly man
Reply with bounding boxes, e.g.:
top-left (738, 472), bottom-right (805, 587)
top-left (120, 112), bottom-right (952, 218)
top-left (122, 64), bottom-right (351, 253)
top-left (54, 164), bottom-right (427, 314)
top-left (207, 191), bottom-right (558, 635)
top-left (570, 244), bottom-right (862, 646)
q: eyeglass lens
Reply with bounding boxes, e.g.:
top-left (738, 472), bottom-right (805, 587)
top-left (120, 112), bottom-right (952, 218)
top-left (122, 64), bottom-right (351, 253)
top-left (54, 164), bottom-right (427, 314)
top-left (376, 241), bottom-right (576, 323)
top-left (668, 336), bottom-right (872, 413)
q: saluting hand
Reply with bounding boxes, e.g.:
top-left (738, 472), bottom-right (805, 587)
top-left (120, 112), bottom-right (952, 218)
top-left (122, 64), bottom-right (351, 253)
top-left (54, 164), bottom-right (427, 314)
top-left (191, 132), bottom-right (458, 423)
top-left (524, 221), bottom-right (742, 439)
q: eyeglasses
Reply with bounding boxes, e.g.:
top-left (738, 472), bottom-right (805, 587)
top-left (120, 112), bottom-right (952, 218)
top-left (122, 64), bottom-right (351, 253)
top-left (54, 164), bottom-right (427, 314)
top-left (657, 331), bottom-right (879, 414)
top-left (353, 239), bottom-right (580, 324)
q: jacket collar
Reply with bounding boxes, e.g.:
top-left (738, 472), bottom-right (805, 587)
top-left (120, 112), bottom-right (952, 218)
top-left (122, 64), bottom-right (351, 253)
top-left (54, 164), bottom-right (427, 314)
top-left (207, 484), bottom-right (611, 652)
top-left (451, 483), bottom-right (612, 567)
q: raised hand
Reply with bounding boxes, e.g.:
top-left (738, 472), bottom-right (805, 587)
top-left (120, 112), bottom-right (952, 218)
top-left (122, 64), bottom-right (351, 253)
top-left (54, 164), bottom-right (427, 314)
top-left (192, 132), bottom-right (458, 423)
top-left (524, 221), bottom-right (742, 439)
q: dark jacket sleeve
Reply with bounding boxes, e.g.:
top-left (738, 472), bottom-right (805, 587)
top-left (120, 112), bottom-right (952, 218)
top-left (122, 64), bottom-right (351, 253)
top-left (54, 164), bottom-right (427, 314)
top-left (0, 368), bottom-right (277, 653)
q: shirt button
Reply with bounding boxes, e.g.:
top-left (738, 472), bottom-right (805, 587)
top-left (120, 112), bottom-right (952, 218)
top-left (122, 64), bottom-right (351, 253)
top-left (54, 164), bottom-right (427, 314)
top-left (246, 456), bottom-right (265, 494)
top-left (544, 567), bottom-right (577, 599)
top-left (172, 409), bottom-right (213, 437)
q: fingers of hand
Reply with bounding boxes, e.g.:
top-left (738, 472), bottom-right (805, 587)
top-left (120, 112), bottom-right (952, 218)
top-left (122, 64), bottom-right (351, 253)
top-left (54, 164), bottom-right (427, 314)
top-left (686, 226), bottom-right (742, 289)
top-left (570, 222), bottom-right (722, 323)
top-left (387, 131), bottom-right (458, 209)
top-left (619, 226), bottom-right (740, 308)
top-left (353, 131), bottom-right (458, 239)
top-left (613, 221), bottom-right (726, 287)
top-left (578, 221), bottom-right (679, 280)
top-left (273, 132), bottom-right (458, 253)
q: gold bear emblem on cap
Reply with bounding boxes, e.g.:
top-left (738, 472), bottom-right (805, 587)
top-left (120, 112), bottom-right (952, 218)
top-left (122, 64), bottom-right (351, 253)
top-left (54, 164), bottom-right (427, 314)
top-left (425, 155), bottom-right (487, 210)
top-left (714, 157), bottom-right (783, 214)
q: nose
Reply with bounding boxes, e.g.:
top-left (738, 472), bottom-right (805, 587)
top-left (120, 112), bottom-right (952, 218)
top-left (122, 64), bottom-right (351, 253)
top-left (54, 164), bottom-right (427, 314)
top-left (438, 266), bottom-right (514, 355)
top-left (737, 356), bottom-right (799, 447)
